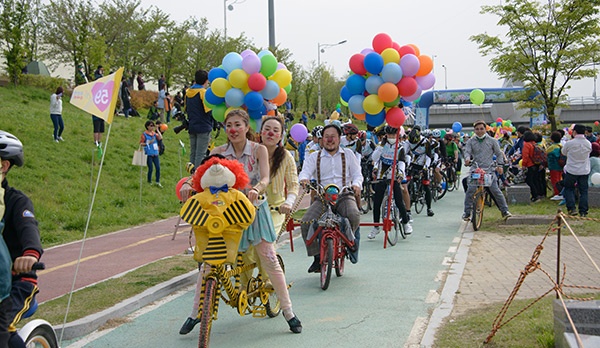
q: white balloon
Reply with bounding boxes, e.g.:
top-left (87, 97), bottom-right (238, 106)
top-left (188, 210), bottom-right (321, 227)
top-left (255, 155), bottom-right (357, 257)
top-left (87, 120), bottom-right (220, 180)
top-left (591, 172), bottom-right (600, 185)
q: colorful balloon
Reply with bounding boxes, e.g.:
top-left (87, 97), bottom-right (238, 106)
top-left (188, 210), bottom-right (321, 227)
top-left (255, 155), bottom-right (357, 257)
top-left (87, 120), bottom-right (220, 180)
top-left (205, 88), bottom-right (225, 106)
top-left (175, 177), bottom-right (189, 201)
top-left (248, 72), bottom-right (267, 91)
top-left (348, 95), bottom-right (366, 114)
top-left (364, 52), bottom-right (384, 75)
top-left (211, 78), bottom-right (231, 98)
top-left (349, 54), bottom-right (367, 75)
top-left (222, 52), bottom-right (243, 73)
top-left (260, 54), bottom-right (278, 77)
top-left (244, 91), bottom-right (263, 110)
top-left (270, 69), bottom-right (292, 88)
top-left (470, 89), bottom-right (485, 105)
top-left (365, 75), bottom-right (384, 95)
top-left (416, 73), bottom-right (435, 90)
top-left (225, 88), bottom-right (244, 107)
top-left (381, 63), bottom-right (403, 84)
top-left (363, 94), bottom-right (384, 115)
top-left (399, 54), bottom-right (420, 77)
top-left (212, 103), bottom-right (227, 122)
top-left (241, 52), bottom-right (261, 74)
top-left (260, 80), bottom-right (280, 100)
top-left (228, 69), bottom-right (248, 89)
top-left (398, 45), bottom-right (416, 57)
top-left (346, 74), bottom-right (366, 95)
top-left (372, 33), bottom-right (393, 53)
top-left (208, 67), bottom-right (228, 82)
top-left (290, 123), bottom-right (308, 142)
top-left (452, 122), bottom-right (463, 133)
top-left (365, 109), bottom-right (386, 127)
top-left (416, 55), bottom-right (433, 77)
top-left (381, 48), bottom-right (400, 65)
top-left (353, 112), bottom-right (366, 121)
top-left (396, 77), bottom-right (418, 97)
top-left (385, 107), bottom-right (406, 127)
top-left (271, 88), bottom-right (287, 106)
top-left (378, 82), bottom-right (399, 103)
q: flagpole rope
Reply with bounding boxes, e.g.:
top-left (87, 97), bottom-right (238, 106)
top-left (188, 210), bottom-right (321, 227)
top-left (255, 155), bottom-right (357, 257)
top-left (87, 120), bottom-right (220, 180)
top-left (58, 123), bottom-right (113, 345)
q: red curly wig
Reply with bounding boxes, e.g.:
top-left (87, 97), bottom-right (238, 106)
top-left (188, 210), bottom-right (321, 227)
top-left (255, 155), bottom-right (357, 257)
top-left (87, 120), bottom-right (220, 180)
top-left (192, 156), bottom-right (250, 192)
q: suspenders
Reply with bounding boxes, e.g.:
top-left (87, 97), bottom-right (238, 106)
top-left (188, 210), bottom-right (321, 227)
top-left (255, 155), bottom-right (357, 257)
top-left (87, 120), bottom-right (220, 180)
top-left (316, 149), bottom-right (346, 187)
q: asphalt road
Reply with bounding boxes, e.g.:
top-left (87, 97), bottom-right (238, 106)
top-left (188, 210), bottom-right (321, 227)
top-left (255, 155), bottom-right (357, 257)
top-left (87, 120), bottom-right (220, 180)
top-left (64, 187), bottom-right (465, 348)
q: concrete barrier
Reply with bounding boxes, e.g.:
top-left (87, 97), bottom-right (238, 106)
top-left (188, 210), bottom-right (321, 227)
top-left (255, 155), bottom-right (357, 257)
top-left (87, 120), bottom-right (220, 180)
top-left (554, 299), bottom-right (600, 348)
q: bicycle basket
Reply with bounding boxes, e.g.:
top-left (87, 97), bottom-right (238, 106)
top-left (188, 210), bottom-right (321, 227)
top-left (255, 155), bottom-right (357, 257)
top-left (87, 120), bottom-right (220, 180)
top-left (323, 184), bottom-right (340, 205)
top-left (469, 172), bottom-right (493, 187)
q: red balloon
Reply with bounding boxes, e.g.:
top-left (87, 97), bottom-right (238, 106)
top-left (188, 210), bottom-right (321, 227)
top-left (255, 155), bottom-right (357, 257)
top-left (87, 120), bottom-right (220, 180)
top-left (396, 77), bottom-right (418, 97)
top-left (398, 45), bottom-right (416, 57)
top-left (175, 177), bottom-right (189, 202)
top-left (248, 73), bottom-right (267, 91)
top-left (372, 33), bottom-right (393, 54)
top-left (595, 121), bottom-right (599, 126)
top-left (349, 54), bottom-right (367, 75)
top-left (392, 42), bottom-right (401, 52)
top-left (385, 107), bottom-right (406, 128)
top-left (496, 117), bottom-right (503, 123)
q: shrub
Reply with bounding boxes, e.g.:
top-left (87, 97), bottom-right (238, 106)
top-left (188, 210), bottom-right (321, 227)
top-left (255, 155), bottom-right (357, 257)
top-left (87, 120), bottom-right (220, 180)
top-left (130, 90), bottom-right (158, 110)
top-left (18, 74), bottom-right (69, 95)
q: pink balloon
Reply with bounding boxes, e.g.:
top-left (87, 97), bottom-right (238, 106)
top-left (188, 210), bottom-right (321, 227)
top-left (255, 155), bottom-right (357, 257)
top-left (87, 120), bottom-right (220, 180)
top-left (372, 33), bottom-right (393, 53)
top-left (290, 123), bottom-right (308, 142)
top-left (398, 45), bottom-right (416, 57)
top-left (349, 54), bottom-right (367, 75)
top-left (392, 42), bottom-right (401, 52)
top-left (400, 54), bottom-right (420, 77)
top-left (385, 107), bottom-right (406, 128)
top-left (396, 77), bottom-right (418, 97)
top-left (248, 72), bottom-right (267, 91)
top-left (242, 53), bottom-right (261, 74)
top-left (416, 73), bottom-right (436, 90)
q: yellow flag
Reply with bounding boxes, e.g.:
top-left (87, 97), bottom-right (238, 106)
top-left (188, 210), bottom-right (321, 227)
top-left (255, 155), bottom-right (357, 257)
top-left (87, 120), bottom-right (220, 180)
top-left (70, 67), bottom-right (123, 124)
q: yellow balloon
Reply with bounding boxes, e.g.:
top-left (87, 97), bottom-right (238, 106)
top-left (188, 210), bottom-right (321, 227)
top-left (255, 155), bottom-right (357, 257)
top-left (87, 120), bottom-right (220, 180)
top-left (363, 94), bottom-right (384, 115)
top-left (518, 159), bottom-right (523, 167)
top-left (228, 69), bottom-right (249, 89)
top-left (225, 106), bottom-right (244, 120)
top-left (211, 77), bottom-right (231, 98)
top-left (270, 69), bottom-right (292, 88)
top-left (381, 48), bottom-right (400, 65)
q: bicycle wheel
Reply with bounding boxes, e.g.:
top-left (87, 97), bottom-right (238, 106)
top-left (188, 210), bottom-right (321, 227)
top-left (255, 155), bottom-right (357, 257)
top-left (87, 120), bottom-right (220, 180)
top-left (320, 238), bottom-right (333, 290)
top-left (387, 204), bottom-right (401, 245)
top-left (360, 184), bottom-right (372, 214)
top-left (436, 171), bottom-right (448, 200)
top-left (199, 278), bottom-right (217, 348)
top-left (471, 191), bottom-right (485, 231)
top-left (414, 185), bottom-right (425, 214)
top-left (265, 254), bottom-right (284, 318)
top-left (335, 240), bottom-right (345, 277)
top-left (446, 166), bottom-right (456, 192)
top-left (22, 322), bottom-right (59, 348)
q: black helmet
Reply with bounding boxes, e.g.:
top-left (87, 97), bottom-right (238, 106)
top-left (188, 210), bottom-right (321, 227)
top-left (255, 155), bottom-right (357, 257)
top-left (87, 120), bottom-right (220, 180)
top-left (384, 126), bottom-right (398, 134)
top-left (342, 123), bottom-right (359, 135)
top-left (0, 130), bottom-right (24, 167)
top-left (408, 127), bottom-right (421, 144)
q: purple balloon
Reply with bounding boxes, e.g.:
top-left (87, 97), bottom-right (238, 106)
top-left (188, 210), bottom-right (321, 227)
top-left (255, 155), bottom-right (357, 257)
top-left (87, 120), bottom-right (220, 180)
top-left (242, 53), bottom-right (261, 74)
top-left (277, 62), bottom-right (287, 70)
top-left (290, 123), bottom-right (308, 142)
top-left (240, 49), bottom-right (255, 58)
top-left (416, 73), bottom-right (436, 90)
top-left (403, 86), bottom-right (422, 102)
top-left (361, 48), bottom-right (375, 55)
top-left (400, 54), bottom-right (420, 77)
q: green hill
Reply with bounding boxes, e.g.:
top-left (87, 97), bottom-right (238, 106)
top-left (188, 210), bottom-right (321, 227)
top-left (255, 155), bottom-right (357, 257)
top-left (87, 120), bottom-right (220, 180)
top-left (1, 85), bottom-right (224, 246)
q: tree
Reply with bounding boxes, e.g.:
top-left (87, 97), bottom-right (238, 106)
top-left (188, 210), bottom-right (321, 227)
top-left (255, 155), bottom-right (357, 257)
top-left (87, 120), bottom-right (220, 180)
top-left (471, 0), bottom-right (600, 131)
top-left (0, 0), bottom-right (33, 85)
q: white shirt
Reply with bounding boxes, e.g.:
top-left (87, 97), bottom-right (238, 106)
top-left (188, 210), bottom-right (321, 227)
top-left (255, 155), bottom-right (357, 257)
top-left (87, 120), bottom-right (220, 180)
top-left (299, 147), bottom-right (363, 189)
top-left (50, 94), bottom-right (62, 115)
top-left (562, 135), bottom-right (591, 175)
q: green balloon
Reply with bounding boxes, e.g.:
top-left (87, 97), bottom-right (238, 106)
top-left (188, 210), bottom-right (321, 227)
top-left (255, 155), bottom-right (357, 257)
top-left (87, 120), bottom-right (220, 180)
top-left (284, 83), bottom-right (292, 94)
top-left (260, 55), bottom-right (278, 77)
top-left (339, 97), bottom-right (348, 107)
top-left (383, 96), bottom-right (401, 107)
top-left (212, 103), bottom-right (227, 122)
top-left (470, 88), bottom-right (485, 105)
top-left (336, 103), bottom-right (341, 109)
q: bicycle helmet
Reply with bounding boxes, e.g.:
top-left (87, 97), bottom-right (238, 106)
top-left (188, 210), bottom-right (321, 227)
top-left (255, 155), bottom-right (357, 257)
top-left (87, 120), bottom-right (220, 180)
top-left (312, 125), bottom-right (324, 139)
top-left (432, 129), bottom-right (441, 138)
top-left (408, 127), bottom-right (421, 144)
top-left (384, 125), bottom-right (398, 134)
top-left (358, 130), bottom-right (366, 141)
top-left (0, 130), bottom-right (24, 167)
top-left (422, 129), bottom-right (432, 137)
top-left (342, 123), bottom-right (359, 135)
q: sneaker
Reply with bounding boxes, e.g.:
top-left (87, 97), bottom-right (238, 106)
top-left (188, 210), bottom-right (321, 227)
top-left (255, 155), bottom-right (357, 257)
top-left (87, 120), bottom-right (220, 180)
top-left (407, 212), bottom-right (413, 223)
top-left (58, 136), bottom-right (64, 141)
top-left (367, 227), bottom-right (381, 239)
top-left (558, 199), bottom-right (566, 206)
top-left (179, 317), bottom-right (200, 335)
top-left (287, 316), bottom-right (302, 334)
top-left (54, 139), bottom-right (59, 143)
top-left (550, 195), bottom-right (564, 201)
top-left (427, 209), bottom-right (434, 217)
top-left (94, 141), bottom-right (99, 147)
top-left (403, 223), bottom-right (413, 235)
top-left (156, 182), bottom-right (163, 188)
top-left (502, 211), bottom-right (513, 219)
top-left (580, 212), bottom-right (588, 217)
top-left (531, 197), bottom-right (541, 203)
top-left (567, 209), bottom-right (577, 216)
top-left (462, 212), bottom-right (471, 221)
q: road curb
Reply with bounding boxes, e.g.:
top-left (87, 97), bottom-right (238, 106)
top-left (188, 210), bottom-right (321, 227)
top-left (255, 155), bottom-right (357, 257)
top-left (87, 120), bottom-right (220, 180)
top-left (419, 220), bottom-right (473, 347)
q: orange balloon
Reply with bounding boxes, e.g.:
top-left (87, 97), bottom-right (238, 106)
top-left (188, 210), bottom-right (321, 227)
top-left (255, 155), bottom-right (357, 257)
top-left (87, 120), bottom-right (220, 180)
top-left (267, 109), bottom-right (276, 116)
top-left (416, 55), bottom-right (433, 77)
top-left (353, 112), bottom-right (366, 120)
top-left (407, 44), bottom-right (420, 56)
top-left (378, 82), bottom-right (399, 103)
top-left (271, 88), bottom-right (287, 106)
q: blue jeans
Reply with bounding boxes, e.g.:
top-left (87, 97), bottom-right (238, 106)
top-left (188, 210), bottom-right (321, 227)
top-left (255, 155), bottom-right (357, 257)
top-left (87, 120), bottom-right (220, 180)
top-left (146, 155), bottom-right (160, 183)
top-left (189, 132), bottom-right (211, 168)
top-left (50, 114), bottom-right (64, 140)
top-left (563, 171), bottom-right (589, 214)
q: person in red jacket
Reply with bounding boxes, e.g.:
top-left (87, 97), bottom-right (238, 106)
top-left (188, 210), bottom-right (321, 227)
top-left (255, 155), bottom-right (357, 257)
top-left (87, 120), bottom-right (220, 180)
top-left (521, 130), bottom-right (545, 202)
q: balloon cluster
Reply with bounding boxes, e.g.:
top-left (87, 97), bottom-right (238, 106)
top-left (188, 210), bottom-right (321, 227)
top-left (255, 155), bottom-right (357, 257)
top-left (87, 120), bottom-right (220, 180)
top-left (205, 49), bottom-right (292, 126)
top-left (487, 117), bottom-right (516, 138)
top-left (341, 33), bottom-right (435, 128)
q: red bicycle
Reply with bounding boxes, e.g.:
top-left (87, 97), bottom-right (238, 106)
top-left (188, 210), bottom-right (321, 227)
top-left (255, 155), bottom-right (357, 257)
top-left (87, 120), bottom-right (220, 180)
top-left (306, 184), bottom-right (356, 290)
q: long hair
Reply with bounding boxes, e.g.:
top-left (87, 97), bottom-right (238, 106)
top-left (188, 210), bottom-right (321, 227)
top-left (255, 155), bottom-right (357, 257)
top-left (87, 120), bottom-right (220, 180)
top-left (224, 109), bottom-right (255, 142)
top-left (260, 116), bottom-right (286, 178)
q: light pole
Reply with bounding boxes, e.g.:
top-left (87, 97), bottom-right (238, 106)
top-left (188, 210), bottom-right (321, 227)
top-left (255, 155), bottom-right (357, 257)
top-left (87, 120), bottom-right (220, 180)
top-left (442, 64), bottom-right (448, 90)
top-left (224, 0), bottom-right (245, 47)
top-left (317, 40), bottom-right (347, 116)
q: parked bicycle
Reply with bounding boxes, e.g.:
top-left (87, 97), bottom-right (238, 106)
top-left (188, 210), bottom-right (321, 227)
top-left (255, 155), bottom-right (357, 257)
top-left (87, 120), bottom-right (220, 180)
top-left (305, 183), bottom-right (357, 290)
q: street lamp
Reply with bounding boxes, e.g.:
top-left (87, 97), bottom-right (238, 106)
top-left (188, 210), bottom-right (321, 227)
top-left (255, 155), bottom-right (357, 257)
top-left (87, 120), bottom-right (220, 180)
top-left (317, 40), bottom-right (347, 116)
top-left (442, 64), bottom-right (448, 90)
top-left (224, 0), bottom-right (245, 47)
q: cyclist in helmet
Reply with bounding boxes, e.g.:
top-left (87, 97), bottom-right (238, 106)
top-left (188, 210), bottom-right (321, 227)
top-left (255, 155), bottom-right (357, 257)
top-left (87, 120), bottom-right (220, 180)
top-left (369, 126), bottom-right (413, 239)
top-left (341, 123), bottom-right (362, 160)
top-left (404, 126), bottom-right (435, 216)
top-left (0, 130), bottom-right (43, 348)
top-left (307, 126), bottom-right (324, 154)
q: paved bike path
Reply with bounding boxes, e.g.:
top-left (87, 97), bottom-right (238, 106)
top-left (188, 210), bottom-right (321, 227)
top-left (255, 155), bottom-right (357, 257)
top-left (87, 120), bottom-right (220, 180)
top-left (64, 188), bottom-right (465, 347)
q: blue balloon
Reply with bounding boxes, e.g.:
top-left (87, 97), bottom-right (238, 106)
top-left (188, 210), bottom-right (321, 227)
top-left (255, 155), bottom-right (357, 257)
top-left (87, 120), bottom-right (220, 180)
top-left (208, 67), bottom-right (228, 82)
top-left (260, 80), bottom-right (280, 100)
top-left (257, 49), bottom-right (274, 58)
top-left (205, 88), bottom-right (225, 106)
top-left (225, 88), bottom-right (245, 107)
top-left (248, 108), bottom-right (263, 120)
top-left (381, 63), bottom-right (403, 84)
top-left (244, 91), bottom-right (263, 110)
top-left (365, 75), bottom-right (384, 95)
top-left (452, 121), bottom-right (463, 133)
top-left (222, 52), bottom-right (243, 73)
top-left (340, 86), bottom-right (352, 102)
top-left (346, 74), bottom-right (366, 95)
top-left (348, 95), bottom-right (365, 114)
top-left (363, 52), bottom-right (384, 75)
top-left (365, 109), bottom-right (386, 127)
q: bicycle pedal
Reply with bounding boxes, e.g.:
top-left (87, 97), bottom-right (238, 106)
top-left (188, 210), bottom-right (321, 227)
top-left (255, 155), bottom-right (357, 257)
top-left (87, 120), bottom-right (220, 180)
top-left (252, 306), bottom-right (267, 318)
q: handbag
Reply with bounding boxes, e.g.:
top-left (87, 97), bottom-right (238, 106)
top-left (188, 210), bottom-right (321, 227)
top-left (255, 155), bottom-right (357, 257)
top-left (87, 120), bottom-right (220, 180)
top-left (132, 146), bottom-right (147, 166)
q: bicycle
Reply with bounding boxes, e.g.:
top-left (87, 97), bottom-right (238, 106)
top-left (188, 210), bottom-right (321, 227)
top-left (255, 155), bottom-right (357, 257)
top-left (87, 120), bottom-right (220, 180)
top-left (305, 183), bottom-right (356, 290)
top-left (467, 163), bottom-right (493, 231)
top-left (374, 178), bottom-right (406, 244)
top-left (442, 158), bottom-right (459, 192)
top-left (430, 163), bottom-right (448, 202)
top-left (407, 165), bottom-right (427, 214)
top-left (359, 159), bottom-right (374, 214)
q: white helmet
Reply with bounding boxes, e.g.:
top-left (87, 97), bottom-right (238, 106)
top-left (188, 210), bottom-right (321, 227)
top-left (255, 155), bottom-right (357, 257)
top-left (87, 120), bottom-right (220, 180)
top-left (0, 130), bottom-right (24, 167)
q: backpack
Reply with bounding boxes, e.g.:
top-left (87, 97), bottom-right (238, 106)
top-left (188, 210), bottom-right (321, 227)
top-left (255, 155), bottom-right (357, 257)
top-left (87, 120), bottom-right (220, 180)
top-left (532, 144), bottom-right (548, 166)
top-left (557, 151), bottom-right (567, 168)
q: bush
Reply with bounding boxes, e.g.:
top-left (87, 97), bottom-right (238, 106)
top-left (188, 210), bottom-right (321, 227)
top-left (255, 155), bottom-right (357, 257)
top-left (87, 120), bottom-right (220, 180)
top-left (130, 90), bottom-right (158, 110)
top-left (18, 74), bottom-right (69, 94)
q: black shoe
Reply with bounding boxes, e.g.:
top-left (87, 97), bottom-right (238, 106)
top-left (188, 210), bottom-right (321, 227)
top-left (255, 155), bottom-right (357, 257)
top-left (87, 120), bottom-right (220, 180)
top-left (307, 259), bottom-right (320, 273)
top-left (427, 209), bottom-right (434, 217)
top-left (580, 212), bottom-right (588, 217)
top-left (568, 210), bottom-right (577, 216)
top-left (179, 317), bottom-right (200, 335)
top-left (287, 316), bottom-right (302, 333)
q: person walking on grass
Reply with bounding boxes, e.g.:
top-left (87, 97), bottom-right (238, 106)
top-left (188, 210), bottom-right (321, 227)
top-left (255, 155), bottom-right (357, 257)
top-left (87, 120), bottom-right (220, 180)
top-left (140, 121), bottom-right (163, 188)
top-left (50, 87), bottom-right (64, 143)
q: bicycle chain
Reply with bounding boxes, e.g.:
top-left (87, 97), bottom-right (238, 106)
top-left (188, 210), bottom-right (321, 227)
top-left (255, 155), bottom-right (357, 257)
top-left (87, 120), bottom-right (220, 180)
top-left (275, 185), bottom-right (326, 241)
